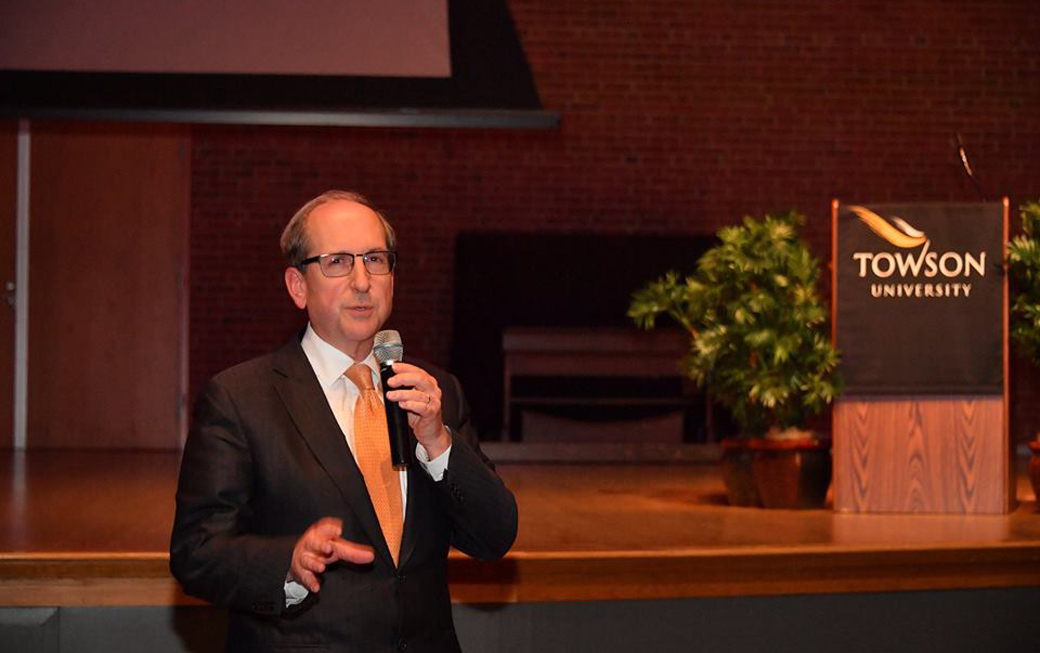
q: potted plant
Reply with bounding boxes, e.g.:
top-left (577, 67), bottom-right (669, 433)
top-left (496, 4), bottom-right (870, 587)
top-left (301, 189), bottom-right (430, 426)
top-left (1006, 201), bottom-right (1040, 503)
top-left (628, 210), bottom-right (842, 508)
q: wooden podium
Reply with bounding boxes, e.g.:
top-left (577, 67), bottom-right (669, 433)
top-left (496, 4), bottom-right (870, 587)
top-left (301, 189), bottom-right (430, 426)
top-left (831, 200), bottom-right (1012, 514)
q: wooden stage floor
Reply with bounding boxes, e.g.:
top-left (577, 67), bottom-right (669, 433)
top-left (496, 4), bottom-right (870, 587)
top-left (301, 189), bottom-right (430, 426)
top-left (1, 449), bottom-right (1039, 607)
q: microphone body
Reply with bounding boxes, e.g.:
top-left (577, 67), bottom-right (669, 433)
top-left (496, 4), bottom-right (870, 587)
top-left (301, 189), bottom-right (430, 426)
top-left (373, 330), bottom-right (411, 468)
top-left (379, 361), bottom-right (412, 468)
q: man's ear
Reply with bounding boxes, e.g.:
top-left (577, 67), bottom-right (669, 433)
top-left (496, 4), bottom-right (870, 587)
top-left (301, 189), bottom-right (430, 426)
top-left (284, 266), bottom-right (308, 309)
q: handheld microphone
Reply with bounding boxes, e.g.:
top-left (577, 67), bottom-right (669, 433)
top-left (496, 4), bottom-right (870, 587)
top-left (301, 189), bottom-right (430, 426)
top-left (373, 330), bottom-right (411, 468)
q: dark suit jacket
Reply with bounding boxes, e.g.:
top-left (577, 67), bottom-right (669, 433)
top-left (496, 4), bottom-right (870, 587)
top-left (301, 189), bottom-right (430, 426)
top-left (170, 335), bottom-right (518, 653)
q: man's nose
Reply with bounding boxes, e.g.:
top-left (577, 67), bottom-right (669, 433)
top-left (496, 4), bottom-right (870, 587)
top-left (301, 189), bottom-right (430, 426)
top-left (349, 258), bottom-right (371, 291)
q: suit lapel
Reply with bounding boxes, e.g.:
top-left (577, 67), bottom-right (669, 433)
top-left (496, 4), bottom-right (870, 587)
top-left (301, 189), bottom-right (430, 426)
top-left (398, 464), bottom-right (421, 567)
top-left (270, 337), bottom-right (395, 567)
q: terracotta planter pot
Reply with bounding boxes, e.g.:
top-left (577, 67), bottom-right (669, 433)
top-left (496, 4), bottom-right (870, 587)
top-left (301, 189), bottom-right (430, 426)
top-left (1029, 441), bottom-right (1040, 505)
top-left (748, 438), bottom-right (832, 509)
top-left (720, 439), bottom-right (762, 507)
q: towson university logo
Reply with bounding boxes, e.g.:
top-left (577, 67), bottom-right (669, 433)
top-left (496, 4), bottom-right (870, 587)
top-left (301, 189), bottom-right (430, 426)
top-left (848, 206), bottom-right (986, 299)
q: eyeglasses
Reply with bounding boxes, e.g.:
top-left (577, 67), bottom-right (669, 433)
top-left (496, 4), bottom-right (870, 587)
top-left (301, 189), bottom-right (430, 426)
top-left (299, 250), bottom-right (397, 277)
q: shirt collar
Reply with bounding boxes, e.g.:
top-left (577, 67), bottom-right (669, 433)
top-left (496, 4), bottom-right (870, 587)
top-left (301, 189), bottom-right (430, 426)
top-left (300, 323), bottom-right (379, 390)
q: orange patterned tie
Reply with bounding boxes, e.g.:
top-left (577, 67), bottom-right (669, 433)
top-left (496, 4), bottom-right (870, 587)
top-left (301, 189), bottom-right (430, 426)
top-left (344, 363), bottom-right (403, 566)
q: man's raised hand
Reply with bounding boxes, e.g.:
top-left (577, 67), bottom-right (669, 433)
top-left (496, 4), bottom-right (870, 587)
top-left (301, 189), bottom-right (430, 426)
top-left (289, 517), bottom-right (375, 593)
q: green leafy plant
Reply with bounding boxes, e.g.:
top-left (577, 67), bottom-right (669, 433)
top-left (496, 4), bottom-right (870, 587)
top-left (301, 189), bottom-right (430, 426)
top-left (1007, 201), bottom-right (1040, 367)
top-left (628, 210), bottom-right (841, 436)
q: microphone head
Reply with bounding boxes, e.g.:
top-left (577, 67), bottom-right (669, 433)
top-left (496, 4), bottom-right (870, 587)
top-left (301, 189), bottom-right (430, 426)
top-left (373, 330), bottom-right (404, 365)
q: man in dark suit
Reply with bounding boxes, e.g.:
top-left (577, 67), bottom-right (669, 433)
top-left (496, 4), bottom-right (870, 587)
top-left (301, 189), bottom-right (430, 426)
top-left (170, 190), bottom-right (517, 652)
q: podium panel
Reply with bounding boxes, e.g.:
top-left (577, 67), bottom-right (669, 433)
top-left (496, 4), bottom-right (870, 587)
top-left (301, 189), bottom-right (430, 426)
top-left (832, 200), bottom-right (1010, 514)
top-left (833, 395), bottom-right (1010, 513)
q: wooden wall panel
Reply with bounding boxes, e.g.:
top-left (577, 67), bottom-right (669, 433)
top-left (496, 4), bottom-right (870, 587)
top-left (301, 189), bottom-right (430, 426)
top-left (27, 122), bottom-right (189, 449)
top-left (834, 396), bottom-right (1009, 514)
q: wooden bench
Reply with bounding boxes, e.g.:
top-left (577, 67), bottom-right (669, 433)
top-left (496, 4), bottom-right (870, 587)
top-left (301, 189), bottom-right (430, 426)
top-left (502, 327), bottom-right (709, 442)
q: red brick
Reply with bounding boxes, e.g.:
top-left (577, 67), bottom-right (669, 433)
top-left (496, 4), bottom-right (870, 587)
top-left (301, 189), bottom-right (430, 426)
top-left (190, 0), bottom-right (1040, 440)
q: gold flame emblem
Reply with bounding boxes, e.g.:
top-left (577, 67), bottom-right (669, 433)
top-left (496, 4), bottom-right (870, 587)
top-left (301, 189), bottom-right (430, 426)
top-left (849, 206), bottom-right (928, 248)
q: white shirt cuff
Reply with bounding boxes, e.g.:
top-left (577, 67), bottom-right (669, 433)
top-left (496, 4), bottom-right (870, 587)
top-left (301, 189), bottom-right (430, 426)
top-left (415, 435), bottom-right (452, 482)
top-left (284, 578), bottom-right (309, 607)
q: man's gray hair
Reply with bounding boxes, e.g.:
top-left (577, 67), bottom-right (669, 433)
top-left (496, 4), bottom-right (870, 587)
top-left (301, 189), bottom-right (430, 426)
top-left (280, 190), bottom-right (397, 269)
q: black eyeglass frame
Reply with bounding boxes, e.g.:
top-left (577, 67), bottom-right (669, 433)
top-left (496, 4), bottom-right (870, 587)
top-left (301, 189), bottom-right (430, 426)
top-left (298, 250), bottom-right (397, 276)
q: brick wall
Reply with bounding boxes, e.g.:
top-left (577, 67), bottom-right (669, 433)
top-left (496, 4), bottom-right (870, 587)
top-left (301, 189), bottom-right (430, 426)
top-left (190, 0), bottom-right (1040, 438)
